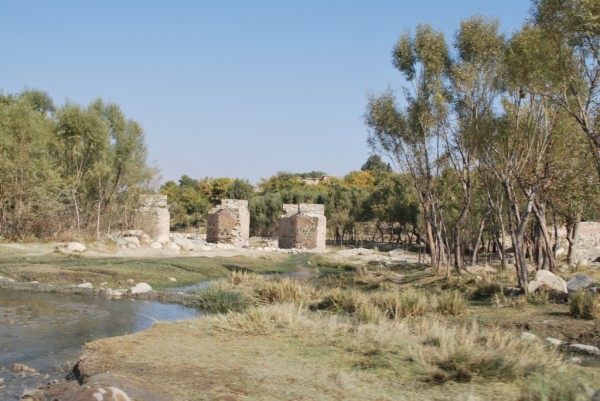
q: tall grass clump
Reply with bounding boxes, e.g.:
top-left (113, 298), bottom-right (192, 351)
top-left (313, 288), bottom-right (367, 314)
top-left (209, 304), bottom-right (312, 335)
top-left (253, 278), bottom-right (311, 304)
top-left (569, 290), bottom-right (599, 319)
top-left (194, 286), bottom-right (250, 314)
top-left (416, 321), bottom-right (563, 383)
top-left (433, 290), bottom-right (467, 316)
top-left (372, 288), bottom-right (428, 319)
top-left (520, 373), bottom-right (585, 401)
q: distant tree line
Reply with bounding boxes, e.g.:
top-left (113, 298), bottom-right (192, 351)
top-left (159, 160), bottom-right (420, 244)
top-left (0, 90), bottom-right (156, 239)
top-left (365, 0), bottom-right (600, 286)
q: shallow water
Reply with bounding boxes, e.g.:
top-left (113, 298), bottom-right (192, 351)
top-left (0, 289), bottom-right (202, 371)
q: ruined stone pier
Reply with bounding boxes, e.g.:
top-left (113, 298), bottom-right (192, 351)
top-left (278, 203), bottom-right (326, 250)
top-left (206, 199), bottom-right (250, 247)
top-left (136, 194), bottom-right (170, 243)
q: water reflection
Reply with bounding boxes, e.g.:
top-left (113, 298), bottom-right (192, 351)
top-left (0, 289), bottom-right (202, 371)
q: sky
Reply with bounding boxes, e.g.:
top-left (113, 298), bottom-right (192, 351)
top-left (0, 1), bottom-right (531, 186)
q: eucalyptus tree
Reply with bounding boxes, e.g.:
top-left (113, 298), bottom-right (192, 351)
top-left (366, 24), bottom-right (450, 272)
top-left (0, 93), bottom-right (61, 237)
top-left (446, 16), bottom-right (506, 272)
top-left (529, 0), bottom-right (600, 178)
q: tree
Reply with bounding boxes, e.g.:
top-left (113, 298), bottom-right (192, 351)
top-left (227, 178), bottom-right (255, 200)
top-left (529, 0), bottom-right (600, 177)
top-left (366, 24), bottom-right (451, 272)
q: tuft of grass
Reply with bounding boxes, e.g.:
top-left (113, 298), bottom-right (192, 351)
top-left (253, 278), bottom-right (311, 304)
top-left (526, 290), bottom-right (550, 305)
top-left (569, 290), bottom-right (599, 319)
top-left (416, 320), bottom-right (562, 383)
top-left (520, 373), bottom-right (585, 401)
top-left (312, 288), bottom-right (367, 314)
top-left (372, 288), bottom-right (428, 319)
top-left (433, 290), bottom-right (467, 316)
top-left (194, 286), bottom-right (250, 314)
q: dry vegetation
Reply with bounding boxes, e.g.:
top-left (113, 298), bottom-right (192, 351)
top-left (66, 252), bottom-right (600, 401)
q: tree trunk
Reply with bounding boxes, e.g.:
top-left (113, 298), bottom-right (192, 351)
top-left (471, 217), bottom-right (486, 266)
top-left (566, 220), bottom-right (580, 267)
top-left (532, 201), bottom-right (556, 272)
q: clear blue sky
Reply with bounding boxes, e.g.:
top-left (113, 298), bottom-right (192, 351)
top-left (1, 1), bottom-right (530, 185)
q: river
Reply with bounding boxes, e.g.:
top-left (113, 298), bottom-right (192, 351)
top-left (0, 288), bottom-right (202, 399)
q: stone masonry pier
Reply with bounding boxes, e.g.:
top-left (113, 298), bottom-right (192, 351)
top-left (278, 203), bottom-right (326, 250)
top-left (206, 199), bottom-right (250, 247)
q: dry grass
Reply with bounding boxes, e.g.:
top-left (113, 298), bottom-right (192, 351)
top-left (569, 290), bottom-right (600, 319)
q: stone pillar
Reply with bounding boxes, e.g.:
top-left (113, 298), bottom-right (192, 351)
top-left (278, 203), bottom-right (326, 250)
top-left (137, 194), bottom-right (170, 243)
top-left (206, 199), bottom-right (250, 247)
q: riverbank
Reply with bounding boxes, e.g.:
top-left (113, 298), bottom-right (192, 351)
top-left (1, 241), bottom-right (599, 400)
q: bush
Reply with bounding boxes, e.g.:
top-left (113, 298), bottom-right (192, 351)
top-left (569, 290), bottom-right (599, 319)
top-left (195, 286), bottom-right (250, 314)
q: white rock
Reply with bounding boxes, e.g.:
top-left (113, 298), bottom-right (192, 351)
top-left (169, 277), bottom-right (177, 282)
top-left (30, 281), bottom-right (39, 284)
top-left (545, 337), bottom-right (563, 347)
top-left (77, 282), bottom-right (93, 289)
top-left (577, 258), bottom-right (590, 268)
top-left (99, 282), bottom-right (108, 287)
top-left (173, 236), bottom-right (195, 251)
top-left (127, 279), bottom-right (135, 285)
top-left (568, 343), bottom-right (600, 356)
top-left (521, 332), bottom-right (538, 341)
top-left (164, 242), bottom-right (181, 251)
top-left (199, 245), bottom-right (214, 251)
top-left (149, 242), bottom-right (162, 249)
top-left (216, 243), bottom-right (236, 250)
top-left (122, 236), bottom-right (140, 249)
top-left (529, 269), bottom-right (567, 293)
top-left (130, 282), bottom-right (153, 294)
top-left (65, 242), bottom-right (86, 253)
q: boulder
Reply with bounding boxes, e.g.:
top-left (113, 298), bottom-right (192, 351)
top-left (528, 270), bottom-right (567, 294)
top-left (172, 236), bottom-right (195, 251)
top-left (130, 282), bottom-right (152, 294)
top-left (216, 243), bottom-right (236, 250)
top-left (12, 363), bottom-right (37, 373)
top-left (545, 337), bottom-right (563, 347)
top-left (122, 236), bottom-right (140, 249)
top-left (149, 242), bottom-right (162, 249)
top-left (163, 242), bottom-right (181, 251)
top-left (521, 332), bottom-right (538, 341)
top-left (168, 277), bottom-right (177, 282)
top-left (566, 343), bottom-right (600, 357)
top-left (64, 242), bottom-right (86, 253)
top-left (77, 282), bottom-right (93, 289)
top-left (566, 274), bottom-right (597, 293)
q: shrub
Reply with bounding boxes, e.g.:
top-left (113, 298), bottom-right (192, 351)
top-left (195, 286), bottom-right (250, 314)
top-left (569, 290), bottom-right (599, 319)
